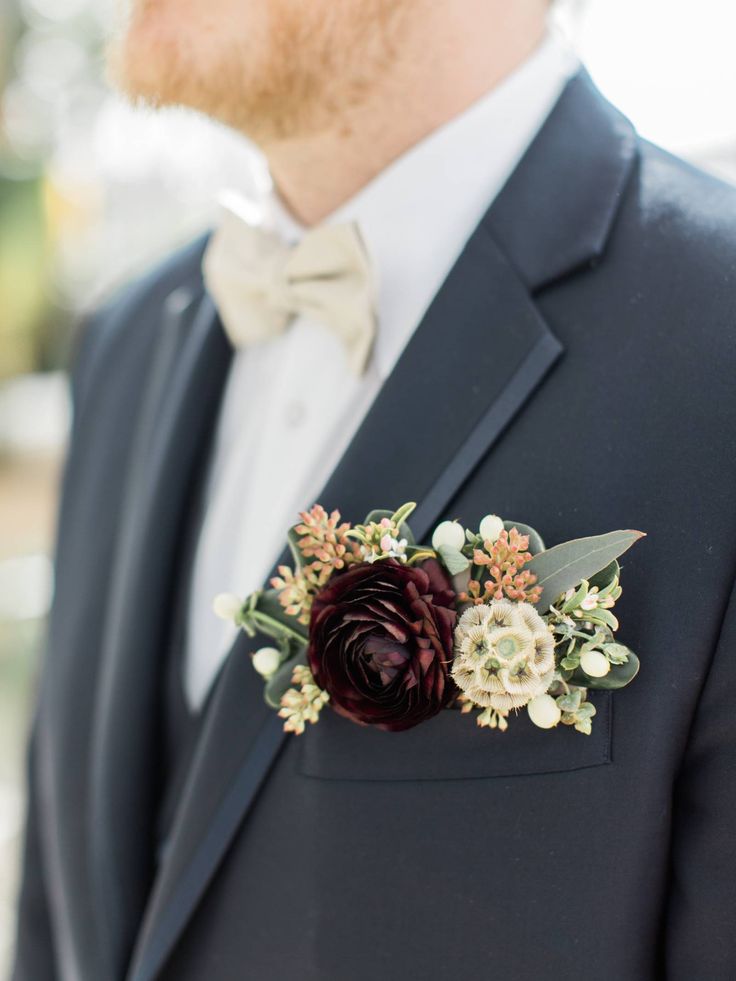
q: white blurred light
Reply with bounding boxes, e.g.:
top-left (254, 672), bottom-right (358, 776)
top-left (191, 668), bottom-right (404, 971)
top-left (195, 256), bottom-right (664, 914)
top-left (0, 374), bottom-right (70, 455)
top-left (0, 785), bottom-right (23, 848)
top-left (0, 554), bottom-right (54, 622)
top-left (20, 0), bottom-right (91, 24)
top-left (560, 0), bottom-right (736, 153)
top-left (92, 97), bottom-right (259, 192)
top-left (0, 79), bottom-right (55, 158)
top-left (16, 34), bottom-right (88, 100)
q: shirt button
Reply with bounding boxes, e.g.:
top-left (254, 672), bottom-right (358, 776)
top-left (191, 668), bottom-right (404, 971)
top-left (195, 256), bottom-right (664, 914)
top-left (284, 400), bottom-right (306, 427)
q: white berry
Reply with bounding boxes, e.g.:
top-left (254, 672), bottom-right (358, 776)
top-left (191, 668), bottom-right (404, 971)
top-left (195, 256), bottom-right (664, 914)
top-left (431, 520), bottom-right (465, 551)
top-left (479, 514), bottom-right (505, 543)
top-left (580, 650), bottom-right (611, 678)
top-left (252, 647), bottom-right (282, 678)
top-left (527, 693), bottom-right (562, 729)
top-left (212, 592), bottom-right (242, 621)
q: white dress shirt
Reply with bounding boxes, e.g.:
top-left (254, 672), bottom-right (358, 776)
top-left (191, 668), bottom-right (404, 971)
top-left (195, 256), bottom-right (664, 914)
top-left (184, 32), bottom-right (579, 710)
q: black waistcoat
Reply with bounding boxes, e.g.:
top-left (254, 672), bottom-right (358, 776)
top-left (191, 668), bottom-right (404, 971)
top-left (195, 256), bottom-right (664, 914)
top-left (154, 444), bottom-right (215, 860)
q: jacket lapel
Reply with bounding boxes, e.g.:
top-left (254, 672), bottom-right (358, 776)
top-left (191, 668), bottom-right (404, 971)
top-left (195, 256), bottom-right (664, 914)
top-left (129, 69), bottom-right (637, 981)
top-left (89, 286), bottom-right (232, 979)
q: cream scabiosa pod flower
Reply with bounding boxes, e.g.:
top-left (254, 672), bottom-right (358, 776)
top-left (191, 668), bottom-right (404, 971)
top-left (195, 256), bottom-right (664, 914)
top-left (451, 599), bottom-right (555, 711)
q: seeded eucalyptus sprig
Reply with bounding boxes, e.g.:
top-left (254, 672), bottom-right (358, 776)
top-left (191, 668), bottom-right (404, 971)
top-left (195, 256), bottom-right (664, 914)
top-left (546, 560), bottom-right (640, 691)
top-left (545, 675), bottom-right (598, 735)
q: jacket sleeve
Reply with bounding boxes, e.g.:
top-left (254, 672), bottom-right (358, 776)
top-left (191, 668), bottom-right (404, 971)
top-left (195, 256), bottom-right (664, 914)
top-left (11, 728), bottom-right (58, 981)
top-left (665, 571), bottom-right (736, 978)
top-left (11, 319), bottom-right (100, 980)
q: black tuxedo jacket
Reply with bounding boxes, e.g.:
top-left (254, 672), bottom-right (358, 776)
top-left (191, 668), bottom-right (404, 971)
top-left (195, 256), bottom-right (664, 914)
top-left (13, 71), bottom-right (736, 981)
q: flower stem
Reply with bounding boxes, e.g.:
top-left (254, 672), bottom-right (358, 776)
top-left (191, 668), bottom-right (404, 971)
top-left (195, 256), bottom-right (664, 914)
top-left (243, 610), bottom-right (309, 645)
top-left (406, 549), bottom-right (436, 566)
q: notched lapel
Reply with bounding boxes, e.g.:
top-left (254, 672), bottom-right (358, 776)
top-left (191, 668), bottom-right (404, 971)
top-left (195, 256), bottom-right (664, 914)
top-left (315, 223), bottom-right (563, 532)
top-left (129, 70), bottom-right (638, 981)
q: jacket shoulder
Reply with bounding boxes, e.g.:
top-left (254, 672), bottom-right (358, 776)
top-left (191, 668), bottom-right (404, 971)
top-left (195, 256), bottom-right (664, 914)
top-left (634, 140), bottom-right (736, 264)
top-left (83, 231), bottom-right (210, 348)
top-left (607, 140), bottom-right (736, 365)
top-left (71, 232), bottom-right (211, 409)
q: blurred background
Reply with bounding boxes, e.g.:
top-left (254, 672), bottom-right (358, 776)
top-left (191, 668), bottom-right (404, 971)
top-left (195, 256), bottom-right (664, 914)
top-left (1, 0), bottom-right (736, 971)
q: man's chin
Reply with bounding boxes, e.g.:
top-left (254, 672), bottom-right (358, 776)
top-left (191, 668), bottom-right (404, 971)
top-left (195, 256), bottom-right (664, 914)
top-left (106, 5), bottom-right (346, 146)
top-left (107, 26), bottom-right (183, 111)
top-left (108, 47), bottom-right (314, 148)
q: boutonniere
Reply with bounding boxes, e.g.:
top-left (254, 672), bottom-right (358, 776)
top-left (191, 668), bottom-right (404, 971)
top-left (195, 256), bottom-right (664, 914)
top-left (214, 503), bottom-right (644, 736)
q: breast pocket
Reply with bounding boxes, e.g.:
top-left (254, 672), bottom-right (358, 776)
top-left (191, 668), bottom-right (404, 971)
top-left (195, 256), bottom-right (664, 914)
top-left (297, 691), bottom-right (612, 781)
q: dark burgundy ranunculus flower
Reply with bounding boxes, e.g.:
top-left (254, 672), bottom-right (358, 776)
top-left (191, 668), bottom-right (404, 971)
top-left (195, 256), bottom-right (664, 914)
top-left (307, 558), bottom-right (457, 731)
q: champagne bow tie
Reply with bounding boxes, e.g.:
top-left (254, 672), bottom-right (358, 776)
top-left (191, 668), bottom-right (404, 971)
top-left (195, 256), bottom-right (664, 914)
top-left (202, 203), bottom-right (377, 375)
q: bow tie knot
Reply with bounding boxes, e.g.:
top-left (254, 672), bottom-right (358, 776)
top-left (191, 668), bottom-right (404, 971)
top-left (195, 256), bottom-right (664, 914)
top-left (203, 203), bottom-right (377, 375)
top-left (249, 250), bottom-right (297, 333)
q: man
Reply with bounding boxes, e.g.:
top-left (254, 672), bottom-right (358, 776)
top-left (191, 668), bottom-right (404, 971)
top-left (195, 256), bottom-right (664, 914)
top-left (12, 0), bottom-right (736, 978)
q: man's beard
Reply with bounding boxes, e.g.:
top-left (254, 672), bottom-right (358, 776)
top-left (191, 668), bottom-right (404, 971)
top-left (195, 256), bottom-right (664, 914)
top-left (109, 0), bottom-right (408, 146)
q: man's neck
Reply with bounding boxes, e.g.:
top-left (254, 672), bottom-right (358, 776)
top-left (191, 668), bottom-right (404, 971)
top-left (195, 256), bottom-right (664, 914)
top-left (264, 7), bottom-right (548, 226)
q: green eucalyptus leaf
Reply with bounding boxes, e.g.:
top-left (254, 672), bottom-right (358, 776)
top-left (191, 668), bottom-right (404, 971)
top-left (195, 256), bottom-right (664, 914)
top-left (588, 560), bottom-right (620, 592)
top-left (528, 530), bottom-right (645, 613)
top-left (571, 650), bottom-right (640, 690)
top-left (503, 520), bottom-right (545, 555)
top-left (437, 545), bottom-right (471, 575)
